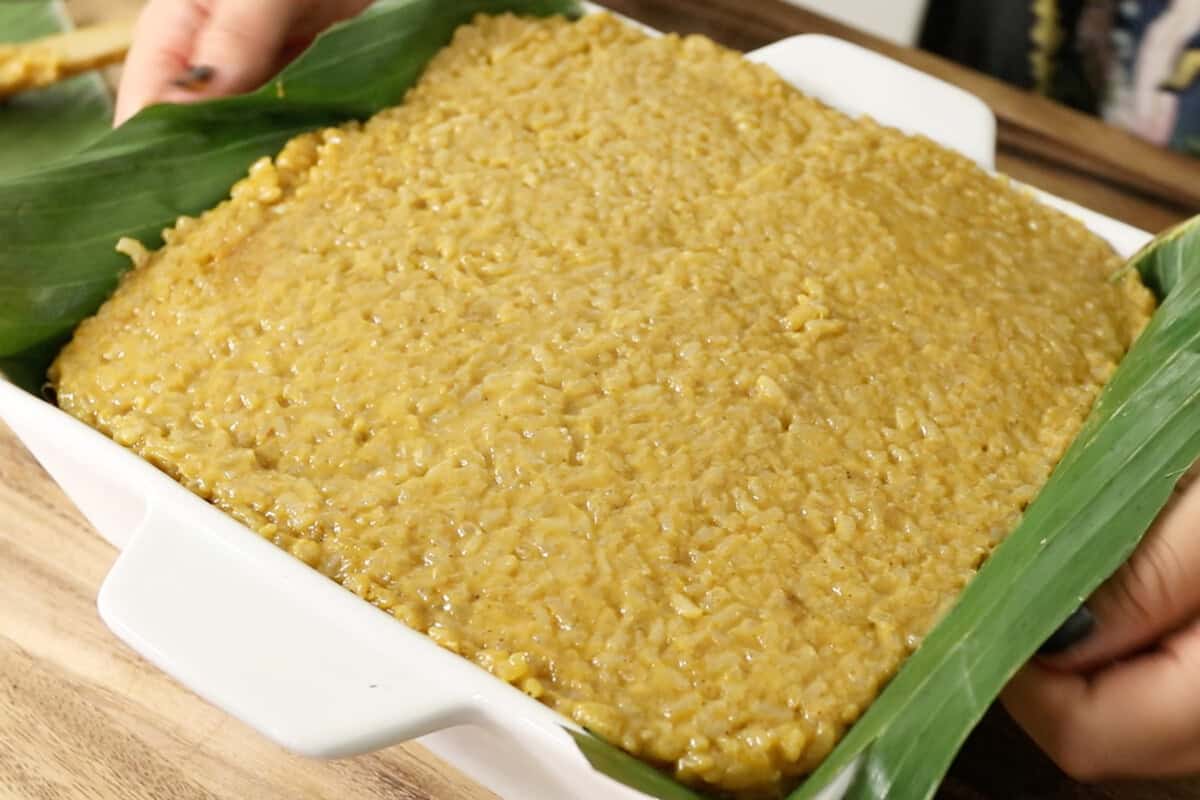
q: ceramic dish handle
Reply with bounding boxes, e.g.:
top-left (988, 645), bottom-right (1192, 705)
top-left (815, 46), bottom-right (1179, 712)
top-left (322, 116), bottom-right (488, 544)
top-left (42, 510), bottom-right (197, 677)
top-left (746, 34), bottom-right (997, 169)
top-left (98, 498), bottom-right (479, 758)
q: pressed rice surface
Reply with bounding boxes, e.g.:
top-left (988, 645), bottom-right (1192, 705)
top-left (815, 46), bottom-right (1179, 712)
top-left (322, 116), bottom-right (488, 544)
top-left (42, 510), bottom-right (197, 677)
top-left (51, 13), bottom-right (1154, 797)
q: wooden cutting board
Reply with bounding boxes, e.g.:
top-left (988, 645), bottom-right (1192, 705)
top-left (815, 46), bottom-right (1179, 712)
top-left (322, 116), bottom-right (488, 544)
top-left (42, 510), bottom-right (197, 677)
top-left (0, 428), bottom-right (499, 799)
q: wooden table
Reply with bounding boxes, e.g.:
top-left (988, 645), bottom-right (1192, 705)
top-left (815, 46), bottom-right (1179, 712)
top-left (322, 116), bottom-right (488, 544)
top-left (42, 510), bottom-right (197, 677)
top-left (3, 2), bottom-right (1198, 799)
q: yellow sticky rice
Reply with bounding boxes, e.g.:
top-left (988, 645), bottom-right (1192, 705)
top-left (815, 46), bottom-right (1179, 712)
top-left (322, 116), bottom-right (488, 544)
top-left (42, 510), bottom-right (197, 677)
top-left (51, 13), bottom-right (1154, 796)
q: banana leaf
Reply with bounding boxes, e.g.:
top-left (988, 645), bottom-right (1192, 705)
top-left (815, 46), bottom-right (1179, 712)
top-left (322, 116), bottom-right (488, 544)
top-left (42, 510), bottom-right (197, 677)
top-left (0, 1), bottom-right (114, 386)
top-left (789, 218), bottom-right (1200, 798)
top-left (823, 217), bottom-right (1200, 799)
top-left (0, 1), bottom-right (113, 179)
top-left (0, 0), bottom-right (583, 384)
top-left (3, 2), bottom-right (1200, 799)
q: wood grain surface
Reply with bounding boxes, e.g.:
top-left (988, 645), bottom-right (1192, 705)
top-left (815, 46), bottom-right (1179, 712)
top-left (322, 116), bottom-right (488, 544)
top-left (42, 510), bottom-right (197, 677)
top-left (2, 1), bottom-right (1198, 799)
top-left (0, 427), bottom-right (500, 800)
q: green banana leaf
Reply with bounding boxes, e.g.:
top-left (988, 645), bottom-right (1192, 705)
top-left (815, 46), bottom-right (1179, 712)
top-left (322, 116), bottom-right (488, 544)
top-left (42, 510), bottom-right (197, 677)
top-left (3, 2), bottom-right (1200, 799)
top-left (0, 1), bottom-right (114, 386)
top-left (569, 728), bottom-right (706, 800)
top-left (0, 1), bottom-right (113, 179)
top-left (791, 219), bottom-right (1200, 797)
top-left (0, 0), bottom-right (583, 382)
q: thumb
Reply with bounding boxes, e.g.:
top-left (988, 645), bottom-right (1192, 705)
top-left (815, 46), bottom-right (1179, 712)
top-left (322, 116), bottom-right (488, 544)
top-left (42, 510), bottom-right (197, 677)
top-left (1045, 469), bottom-right (1200, 671)
top-left (155, 0), bottom-right (301, 106)
top-left (114, 0), bottom-right (205, 125)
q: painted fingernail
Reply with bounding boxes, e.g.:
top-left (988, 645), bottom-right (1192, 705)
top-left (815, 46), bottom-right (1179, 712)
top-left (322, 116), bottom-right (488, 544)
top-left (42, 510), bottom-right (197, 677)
top-left (170, 65), bottom-right (216, 90)
top-left (1038, 605), bottom-right (1096, 655)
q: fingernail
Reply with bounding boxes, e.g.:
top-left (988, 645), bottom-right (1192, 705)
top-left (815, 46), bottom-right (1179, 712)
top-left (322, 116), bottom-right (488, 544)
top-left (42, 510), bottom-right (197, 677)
top-left (170, 65), bottom-right (216, 90)
top-left (1038, 605), bottom-right (1096, 655)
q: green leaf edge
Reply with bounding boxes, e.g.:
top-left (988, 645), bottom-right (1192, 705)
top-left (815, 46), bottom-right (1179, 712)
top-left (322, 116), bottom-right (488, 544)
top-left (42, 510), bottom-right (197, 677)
top-left (790, 215), bottom-right (1200, 800)
top-left (568, 728), bottom-right (706, 800)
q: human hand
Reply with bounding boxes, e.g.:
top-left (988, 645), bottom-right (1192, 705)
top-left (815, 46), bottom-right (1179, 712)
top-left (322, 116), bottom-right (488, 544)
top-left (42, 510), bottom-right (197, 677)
top-left (114, 0), bottom-right (372, 125)
top-left (1002, 467), bottom-right (1200, 779)
top-left (1127, 0), bottom-right (1200, 147)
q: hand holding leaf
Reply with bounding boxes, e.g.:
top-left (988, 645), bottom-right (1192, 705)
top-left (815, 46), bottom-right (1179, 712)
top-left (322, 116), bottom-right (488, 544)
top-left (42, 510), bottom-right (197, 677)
top-left (115, 0), bottom-right (371, 125)
top-left (1005, 466), bottom-right (1200, 779)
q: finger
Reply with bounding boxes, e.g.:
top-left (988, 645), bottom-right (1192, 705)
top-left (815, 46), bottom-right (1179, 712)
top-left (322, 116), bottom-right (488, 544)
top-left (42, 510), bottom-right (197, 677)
top-left (1045, 472), bottom-right (1200, 671)
top-left (153, 0), bottom-right (303, 108)
top-left (1038, 605), bottom-right (1095, 655)
top-left (267, 0), bottom-right (374, 73)
top-left (1005, 619), bottom-right (1200, 780)
top-left (286, 0), bottom-right (374, 41)
top-left (1147, 91), bottom-right (1180, 147)
top-left (114, 0), bottom-right (206, 125)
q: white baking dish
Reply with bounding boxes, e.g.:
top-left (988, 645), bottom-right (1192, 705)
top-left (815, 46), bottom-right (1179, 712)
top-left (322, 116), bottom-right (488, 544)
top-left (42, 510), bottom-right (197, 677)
top-left (0, 11), bottom-right (1154, 799)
